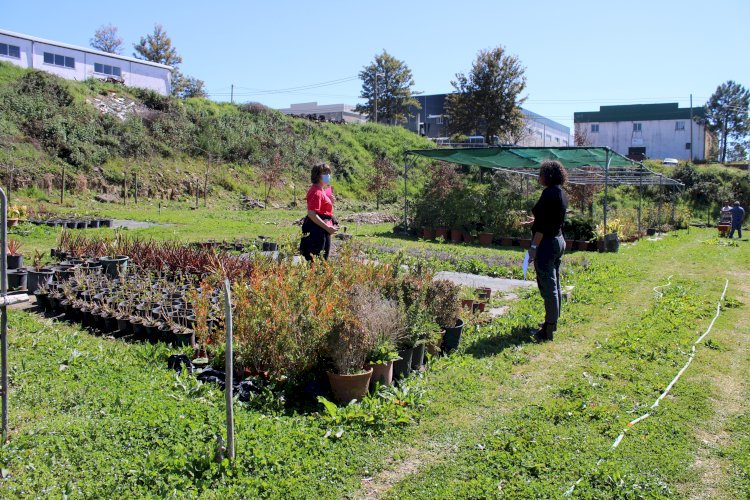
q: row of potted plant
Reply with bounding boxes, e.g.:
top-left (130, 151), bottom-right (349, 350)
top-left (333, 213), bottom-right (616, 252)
top-left (35, 266), bottom-right (219, 346)
top-left (36, 236), bottom-right (469, 402)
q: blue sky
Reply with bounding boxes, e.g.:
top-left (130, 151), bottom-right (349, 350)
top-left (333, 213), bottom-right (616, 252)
top-left (5, 0), bottom-right (749, 128)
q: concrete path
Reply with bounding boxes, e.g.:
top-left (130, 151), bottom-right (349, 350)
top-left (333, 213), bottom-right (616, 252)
top-left (434, 271), bottom-right (536, 294)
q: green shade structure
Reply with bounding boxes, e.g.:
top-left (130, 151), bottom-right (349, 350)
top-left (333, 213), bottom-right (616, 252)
top-left (403, 146), bottom-right (683, 236)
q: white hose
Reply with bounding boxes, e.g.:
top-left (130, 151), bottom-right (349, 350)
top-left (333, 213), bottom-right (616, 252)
top-left (564, 278), bottom-right (729, 496)
top-left (652, 275), bottom-right (673, 298)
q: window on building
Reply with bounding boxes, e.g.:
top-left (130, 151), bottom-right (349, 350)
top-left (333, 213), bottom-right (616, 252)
top-left (685, 142), bottom-right (691, 150)
top-left (0, 43), bottom-right (21, 59)
top-left (555, 137), bottom-right (560, 144)
top-left (436, 115), bottom-right (443, 125)
top-left (591, 124), bottom-right (599, 133)
top-left (546, 134), bottom-right (552, 143)
top-left (633, 123), bottom-right (642, 132)
top-left (675, 121), bottom-right (685, 131)
top-left (537, 131), bottom-right (543, 138)
top-left (43, 52), bottom-right (75, 69)
top-left (94, 62), bottom-right (122, 77)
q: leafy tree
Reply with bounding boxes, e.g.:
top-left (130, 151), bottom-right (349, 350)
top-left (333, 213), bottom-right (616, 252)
top-left (445, 46), bottom-right (526, 144)
top-left (172, 71), bottom-right (207, 99)
top-left (705, 80), bottom-right (750, 163)
top-left (367, 155), bottom-right (397, 209)
top-left (133, 24), bottom-right (182, 67)
top-left (90, 24), bottom-right (123, 54)
top-left (260, 151), bottom-right (286, 207)
top-left (355, 50), bottom-right (419, 124)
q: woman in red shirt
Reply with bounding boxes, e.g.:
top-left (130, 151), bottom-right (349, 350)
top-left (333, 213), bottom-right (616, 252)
top-left (300, 163), bottom-right (337, 261)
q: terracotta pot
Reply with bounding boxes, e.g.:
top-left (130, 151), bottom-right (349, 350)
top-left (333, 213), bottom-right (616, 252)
top-left (6, 218), bottom-right (19, 227)
top-left (575, 240), bottom-right (588, 251)
top-left (565, 240), bottom-right (573, 251)
top-left (473, 301), bottom-right (487, 313)
top-left (364, 361), bottom-right (393, 390)
top-left (500, 237), bottom-right (513, 247)
top-left (476, 287), bottom-right (492, 300)
top-left (519, 238), bottom-right (532, 249)
top-left (596, 239), bottom-right (605, 252)
top-left (478, 232), bottom-right (493, 246)
top-left (435, 227), bottom-right (448, 240)
top-left (462, 231), bottom-right (474, 244)
top-left (422, 228), bottom-right (435, 240)
top-left (327, 368), bottom-right (373, 403)
top-left (461, 298), bottom-right (475, 310)
top-left (450, 228), bottom-right (463, 243)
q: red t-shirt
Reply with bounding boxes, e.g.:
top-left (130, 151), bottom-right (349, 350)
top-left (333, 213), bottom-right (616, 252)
top-left (306, 185), bottom-right (333, 218)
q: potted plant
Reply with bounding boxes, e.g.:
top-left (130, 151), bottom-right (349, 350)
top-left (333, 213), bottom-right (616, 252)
top-left (362, 294), bottom-right (405, 390)
top-left (7, 239), bottom-right (23, 269)
top-left (459, 287), bottom-right (476, 310)
top-left (26, 250), bottom-right (53, 293)
top-left (410, 313), bottom-right (441, 370)
top-left (365, 339), bottom-right (399, 390)
top-left (427, 279), bottom-right (463, 353)
top-left (326, 314), bottom-right (375, 403)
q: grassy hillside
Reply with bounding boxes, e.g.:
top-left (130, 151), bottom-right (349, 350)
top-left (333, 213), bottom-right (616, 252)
top-left (0, 62), bottom-right (434, 206)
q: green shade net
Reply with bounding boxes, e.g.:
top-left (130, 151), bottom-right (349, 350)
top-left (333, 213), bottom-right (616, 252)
top-left (406, 146), bottom-right (683, 186)
top-left (407, 146), bottom-right (635, 170)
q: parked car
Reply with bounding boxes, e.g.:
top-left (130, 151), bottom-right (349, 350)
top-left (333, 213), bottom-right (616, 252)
top-left (662, 158), bottom-right (679, 166)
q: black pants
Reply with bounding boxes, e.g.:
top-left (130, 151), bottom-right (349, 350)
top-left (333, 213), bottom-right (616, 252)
top-left (534, 235), bottom-right (565, 330)
top-left (300, 216), bottom-right (331, 261)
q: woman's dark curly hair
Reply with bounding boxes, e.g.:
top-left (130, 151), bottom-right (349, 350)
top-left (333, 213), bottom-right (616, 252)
top-left (310, 163), bottom-right (332, 184)
top-left (539, 160), bottom-right (568, 186)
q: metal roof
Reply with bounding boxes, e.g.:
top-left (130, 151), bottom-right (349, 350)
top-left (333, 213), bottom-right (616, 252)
top-left (574, 103), bottom-right (706, 124)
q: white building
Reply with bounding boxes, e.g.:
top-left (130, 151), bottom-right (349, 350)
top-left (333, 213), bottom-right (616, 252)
top-left (519, 109), bottom-right (570, 147)
top-left (574, 103), bottom-right (710, 161)
top-left (0, 28), bottom-right (172, 95)
top-left (278, 102), bottom-right (367, 124)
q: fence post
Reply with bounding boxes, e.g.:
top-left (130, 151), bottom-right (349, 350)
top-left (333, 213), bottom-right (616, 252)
top-left (1, 187), bottom-right (8, 442)
top-left (223, 278), bottom-right (235, 461)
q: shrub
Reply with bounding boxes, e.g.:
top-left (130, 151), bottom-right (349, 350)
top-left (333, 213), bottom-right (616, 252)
top-left (426, 279), bottom-right (461, 328)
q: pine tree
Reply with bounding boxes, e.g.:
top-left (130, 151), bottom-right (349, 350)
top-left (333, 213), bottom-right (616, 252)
top-left (133, 24), bottom-right (182, 67)
top-left (705, 80), bottom-right (750, 163)
top-left (355, 51), bottom-right (419, 125)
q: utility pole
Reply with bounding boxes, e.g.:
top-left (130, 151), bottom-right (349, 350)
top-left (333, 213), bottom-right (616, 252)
top-left (230, 84), bottom-right (234, 104)
top-left (689, 94), bottom-right (694, 162)
top-left (134, 172), bottom-right (138, 205)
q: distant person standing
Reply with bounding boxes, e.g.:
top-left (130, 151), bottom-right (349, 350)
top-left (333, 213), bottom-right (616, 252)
top-left (528, 160), bottom-right (569, 342)
top-left (729, 201), bottom-right (746, 239)
top-left (300, 163), bottom-right (337, 261)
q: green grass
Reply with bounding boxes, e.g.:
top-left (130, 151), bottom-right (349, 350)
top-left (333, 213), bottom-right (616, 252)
top-left (1, 209), bottom-right (749, 498)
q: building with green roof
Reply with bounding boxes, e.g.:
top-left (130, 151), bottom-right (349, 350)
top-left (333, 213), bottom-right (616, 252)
top-left (573, 103), bottom-right (713, 162)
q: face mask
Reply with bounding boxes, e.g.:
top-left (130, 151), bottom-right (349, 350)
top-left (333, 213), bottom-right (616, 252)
top-left (321, 174), bottom-right (331, 184)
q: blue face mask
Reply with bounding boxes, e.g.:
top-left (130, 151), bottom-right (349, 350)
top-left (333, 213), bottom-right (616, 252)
top-left (321, 174), bottom-right (331, 184)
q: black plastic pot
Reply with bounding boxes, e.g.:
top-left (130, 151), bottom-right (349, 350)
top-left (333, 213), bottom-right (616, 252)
top-left (34, 292), bottom-right (50, 311)
top-left (144, 324), bottom-right (160, 343)
top-left (116, 317), bottom-right (132, 336)
top-left (261, 241), bottom-right (279, 251)
top-left (411, 344), bottom-right (426, 370)
top-left (102, 315), bottom-right (119, 334)
top-left (173, 330), bottom-right (194, 347)
top-left (7, 255), bottom-right (23, 270)
top-left (131, 319), bottom-right (146, 340)
top-left (87, 220), bottom-right (100, 228)
top-left (7, 269), bottom-right (28, 291)
top-left (53, 267), bottom-right (77, 282)
top-left (441, 319), bottom-right (465, 353)
top-left (76, 221), bottom-right (87, 229)
top-left (100, 219), bottom-right (113, 228)
top-left (100, 255), bottom-right (129, 278)
top-left (27, 269), bottom-right (54, 293)
top-left (393, 347), bottom-right (414, 379)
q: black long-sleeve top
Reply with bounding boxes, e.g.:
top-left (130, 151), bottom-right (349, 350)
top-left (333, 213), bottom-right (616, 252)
top-left (531, 185), bottom-right (568, 238)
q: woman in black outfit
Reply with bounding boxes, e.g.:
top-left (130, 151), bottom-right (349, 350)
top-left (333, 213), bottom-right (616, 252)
top-left (529, 160), bottom-right (568, 342)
